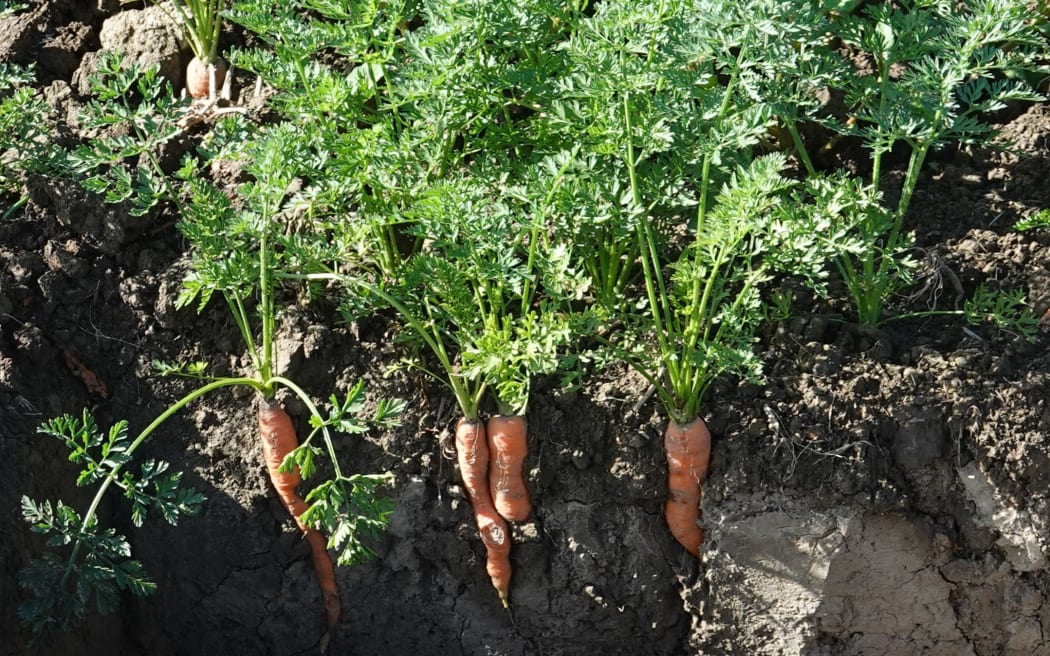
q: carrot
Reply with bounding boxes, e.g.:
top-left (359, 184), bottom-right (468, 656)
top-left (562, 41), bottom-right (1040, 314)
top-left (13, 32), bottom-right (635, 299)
top-left (477, 503), bottom-right (511, 607)
top-left (185, 56), bottom-right (227, 100)
top-left (486, 415), bottom-right (531, 522)
top-left (456, 417), bottom-right (512, 606)
top-left (664, 417), bottom-right (711, 558)
top-left (258, 398), bottom-right (341, 652)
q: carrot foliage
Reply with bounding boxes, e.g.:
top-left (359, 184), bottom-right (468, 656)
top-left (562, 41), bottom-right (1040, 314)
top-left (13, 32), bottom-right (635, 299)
top-left (542, 0), bottom-right (849, 423)
top-left (68, 52), bottom-right (189, 216)
top-left (1016, 209), bottom-right (1050, 233)
top-left (285, 382), bottom-right (404, 565)
top-left (786, 0), bottom-right (1047, 326)
top-left (396, 172), bottom-right (587, 417)
top-left (19, 413), bottom-right (202, 644)
top-left (19, 499), bottom-right (154, 639)
top-left (226, 0), bottom-right (415, 279)
top-left (229, 0), bottom-right (592, 419)
top-left (0, 63), bottom-right (61, 217)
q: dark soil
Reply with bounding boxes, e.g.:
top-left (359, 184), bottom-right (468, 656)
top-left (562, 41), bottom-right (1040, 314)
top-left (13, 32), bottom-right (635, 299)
top-left (2, 3), bottom-right (1050, 656)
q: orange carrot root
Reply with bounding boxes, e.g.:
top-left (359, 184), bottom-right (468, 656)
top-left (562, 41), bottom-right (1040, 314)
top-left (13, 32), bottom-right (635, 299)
top-left (258, 398), bottom-right (342, 651)
top-left (478, 507), bottom-right (511, 608)
top-left (456, 417), bottom-right (512, 605)
top-left (664, 417), bottom-right (712, 558)
top-left (455, 418), bottom-right (491, 511)
top-left (486, 415), bottom-right (531, 522)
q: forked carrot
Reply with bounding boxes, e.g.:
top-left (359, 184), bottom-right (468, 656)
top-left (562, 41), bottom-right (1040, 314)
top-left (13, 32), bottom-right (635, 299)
top-left (486, 415), bottom-right (531, 522)
top-left (258, 398), bottom-right (341, 652)
top-left (664, 417), bottom-right (711, 558)
top-left (456, 418), bottom-right (512, 606)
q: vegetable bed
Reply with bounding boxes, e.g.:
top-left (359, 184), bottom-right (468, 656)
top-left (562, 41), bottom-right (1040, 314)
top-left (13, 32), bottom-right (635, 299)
top-left (2, 1), bottom-right (1050, 655)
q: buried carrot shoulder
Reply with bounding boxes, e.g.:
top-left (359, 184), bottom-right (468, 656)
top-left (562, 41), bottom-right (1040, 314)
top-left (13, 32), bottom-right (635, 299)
top-left (663, 418), bottom-right (711, 558)
top-left (486, 414), bottom-right (531, 523)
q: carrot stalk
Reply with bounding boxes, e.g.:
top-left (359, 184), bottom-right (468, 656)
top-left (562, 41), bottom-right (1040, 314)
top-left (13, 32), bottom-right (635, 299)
top-left (455, 417), bottom-right (512, 606)
top-left (486, 415), bottom-right (531, 522)
top-left (258, 398), bottom-right (341, 652)
top-left (664, 417), bottom-right (711, 558)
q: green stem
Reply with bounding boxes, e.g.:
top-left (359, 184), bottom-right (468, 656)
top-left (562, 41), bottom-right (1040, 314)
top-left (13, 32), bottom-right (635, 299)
top-left (286, 271), bottom-right (483, 419)
top-left (436, 122), bottom-right (458, 180)
top-left (1, 195), bottom-right (28, 221)
top-left (834, 249), bottom-right (869, 323)
top-left (143, 149), bottom-right (189, 219)
top-left (590, 333), bottom-right (678, 416)
top-left (695, 39), bottom-right (744, 237)
top-left (668, 47), bottom-right (747, 417)
top-left (686, 242), bottom-right (732, 353)
top-left (626, 97), bottom-right (679, 389)
top-left (258, 229), bottom-right (274, 382)
top-left (520, 147), bottom-right (577, 315)
top-left (785, 120), bottom-right (816, 176)
top-left (678, 41), bottom-right (746, 348)
top-left (857, 142), bottom-right (929, 325)
top-left (870, 148), bottom-right (883, 192)
top-left (225, 292), bottom-right (261, 373)
top-left (269, 375), bottom-right (343, 479)
top-left (156, 0), bottom-right (221, 62)
top-left (889, 142), bottom-right (929, 243)
top-left (609, 243), bottom-right (635, 301)
top-left (520, 218), bottom-right (542, 317)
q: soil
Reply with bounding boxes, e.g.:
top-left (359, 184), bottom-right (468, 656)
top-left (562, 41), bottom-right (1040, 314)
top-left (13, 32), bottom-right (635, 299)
top-left (3, 3), bottom-right (1050, 656)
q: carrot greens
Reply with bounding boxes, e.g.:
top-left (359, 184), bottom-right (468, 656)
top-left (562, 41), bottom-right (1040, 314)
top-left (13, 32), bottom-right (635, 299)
top-left (68, 52), bottom-right (189, 217)
top-left (793, 0), bottom-right (1047, 326)
top-left (0, 63), bottom-right (59, 218)
top-left (534, 0), bottom-right (837, 423)
top-left (403, 172), bottom-right (585, 418)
